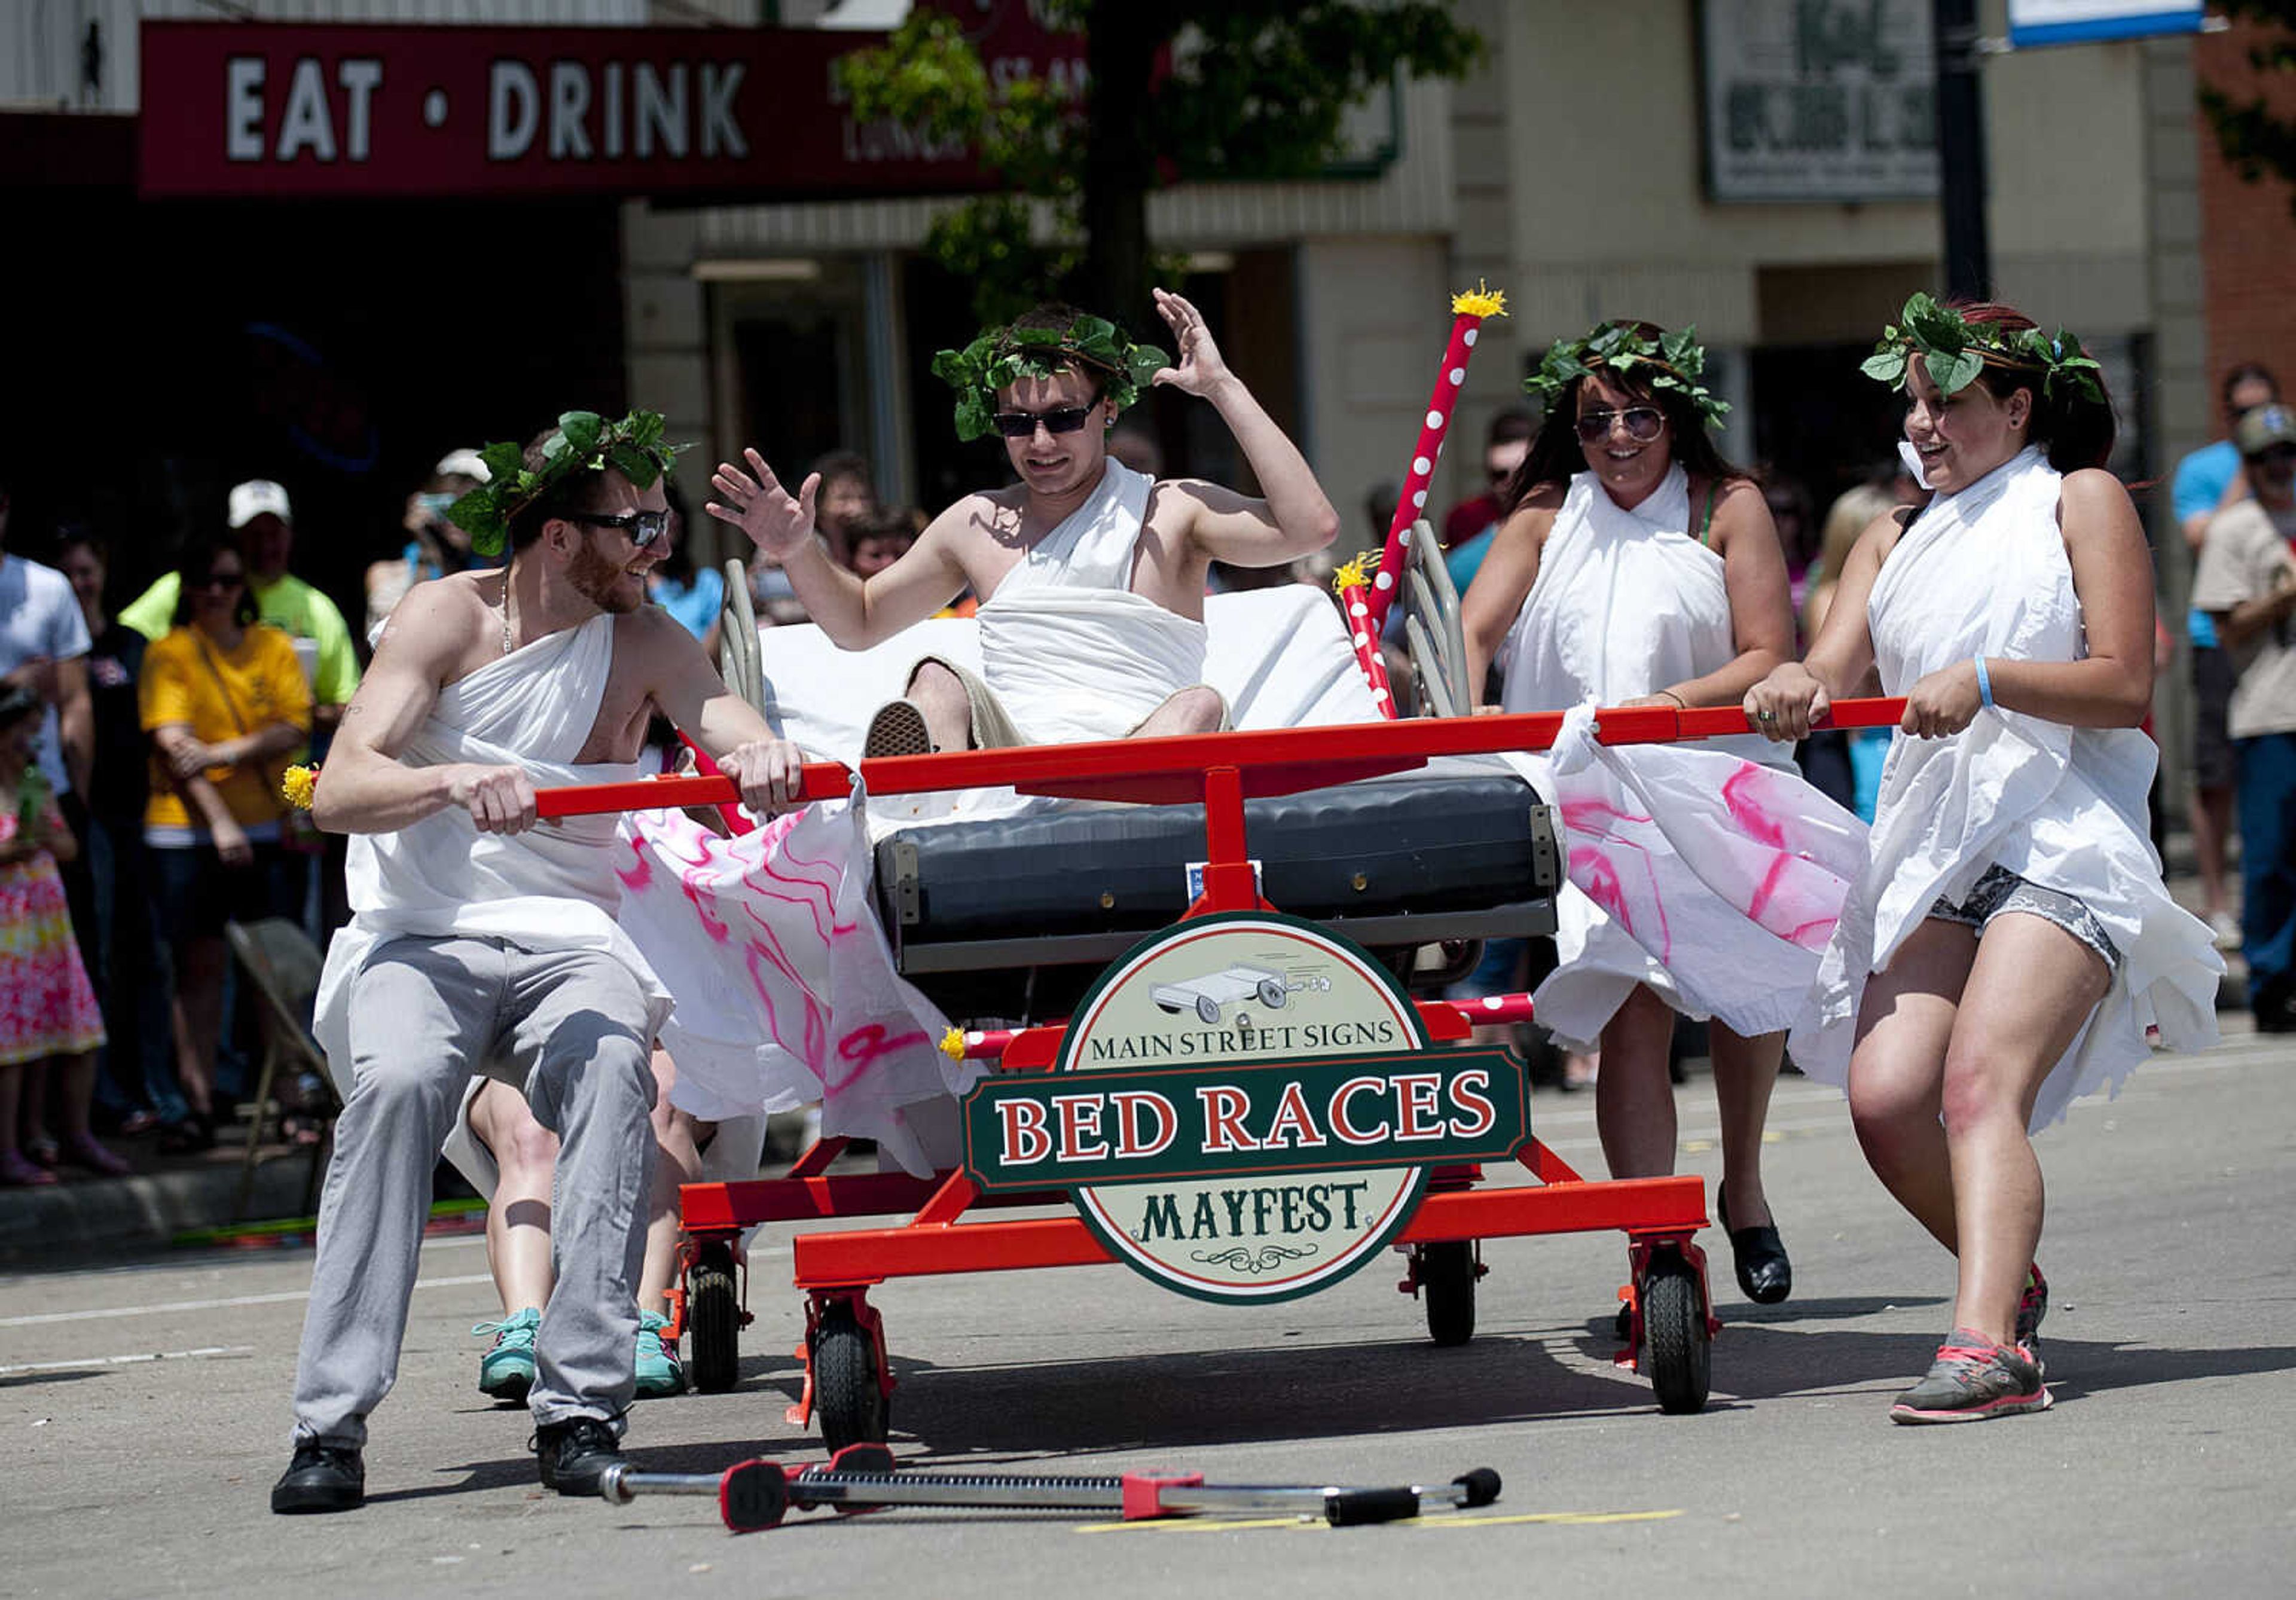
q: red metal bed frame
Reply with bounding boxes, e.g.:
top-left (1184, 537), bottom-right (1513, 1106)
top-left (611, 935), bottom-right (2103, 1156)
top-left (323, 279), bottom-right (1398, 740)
top-left (539, 695), bottom-right (1907, 1441)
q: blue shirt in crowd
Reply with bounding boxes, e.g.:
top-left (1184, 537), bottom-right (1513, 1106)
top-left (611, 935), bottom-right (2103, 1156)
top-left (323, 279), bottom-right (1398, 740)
top-left (2176, 441), bottom-right (2243, 651)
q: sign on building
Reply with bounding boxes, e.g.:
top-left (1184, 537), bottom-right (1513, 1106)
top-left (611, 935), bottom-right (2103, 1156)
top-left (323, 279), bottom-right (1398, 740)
top-left (2006, 1), bottom-right (2207, 47)
top-left (1700, 0), bottom-right (1938, 204)
top-left (136, 18), bottom-right (1080, 200)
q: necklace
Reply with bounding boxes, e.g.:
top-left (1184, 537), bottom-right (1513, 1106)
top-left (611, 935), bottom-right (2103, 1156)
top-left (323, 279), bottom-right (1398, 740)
top-left (499, 573), bottom-right (514, 656)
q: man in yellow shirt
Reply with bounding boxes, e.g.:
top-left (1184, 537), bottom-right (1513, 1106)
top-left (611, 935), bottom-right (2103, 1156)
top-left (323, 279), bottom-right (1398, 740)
top-left (121, 480), bottom-right (361, 737)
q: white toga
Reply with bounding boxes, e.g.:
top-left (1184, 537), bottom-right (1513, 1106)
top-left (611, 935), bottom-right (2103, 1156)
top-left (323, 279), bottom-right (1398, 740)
top-left (313, 615), bottom-right (674, 1075)
top-left (1790, 446), bottom-right (2222, 1128)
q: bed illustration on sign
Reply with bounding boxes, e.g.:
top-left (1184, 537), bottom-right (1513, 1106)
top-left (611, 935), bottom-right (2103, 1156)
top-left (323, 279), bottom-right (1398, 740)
top-left (1150, 964), bottom-right (1324, 1025)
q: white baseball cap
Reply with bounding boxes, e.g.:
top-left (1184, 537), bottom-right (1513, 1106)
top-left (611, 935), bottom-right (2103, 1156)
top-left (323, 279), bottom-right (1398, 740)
top-left (434, 448), bottom-right (491, 482)
top-left (227, 479), bottom-right (292, 529)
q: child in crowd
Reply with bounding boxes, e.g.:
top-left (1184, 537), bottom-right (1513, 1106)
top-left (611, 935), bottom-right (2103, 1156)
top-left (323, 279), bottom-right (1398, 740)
top-left (0, 683), bottom-right (126, 1184)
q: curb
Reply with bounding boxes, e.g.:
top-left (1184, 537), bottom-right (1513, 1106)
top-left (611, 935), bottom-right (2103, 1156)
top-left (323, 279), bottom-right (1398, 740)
top-left (0, 1154), bottom-right (319, 1269)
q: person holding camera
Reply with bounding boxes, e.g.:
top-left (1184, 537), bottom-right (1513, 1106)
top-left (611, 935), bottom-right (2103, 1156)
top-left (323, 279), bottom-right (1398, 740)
top-left (2190, 402), bottom-right (2296, 1032)
top-left (367, 450), bottom-right (492, 639)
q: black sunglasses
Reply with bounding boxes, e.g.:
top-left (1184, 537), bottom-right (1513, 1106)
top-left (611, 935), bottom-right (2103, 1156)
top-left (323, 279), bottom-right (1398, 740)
top-left (1574, 407), bottom-right (1666, 445)
top-left (563, 508), bottom-right (671, 549)
top-left (991, 405), bottom-right (1095, 439)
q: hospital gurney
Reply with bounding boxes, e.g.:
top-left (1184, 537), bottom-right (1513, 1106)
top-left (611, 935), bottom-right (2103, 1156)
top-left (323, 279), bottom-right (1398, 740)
top-left (544, 536), bottom-right (1903, 1447)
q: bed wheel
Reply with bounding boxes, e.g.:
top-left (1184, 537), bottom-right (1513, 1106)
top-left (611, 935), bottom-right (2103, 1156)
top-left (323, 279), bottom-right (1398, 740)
top-left (814, 1304), bottom-right (890, 1450)
top-left (1256, 977), bottom-right (1289, 1010)
top-left (1417, 1241), bottom-right (1478, 1347)
top-left (1639, 1251), bottom-right (1711, 1415)
top-left (1194, 994), bottom-right (1221, 1025)
top-left (688, 1249), bottom-right (741, 1394)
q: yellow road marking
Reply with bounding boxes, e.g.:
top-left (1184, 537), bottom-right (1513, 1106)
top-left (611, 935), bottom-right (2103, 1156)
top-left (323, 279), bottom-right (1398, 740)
top-left (1076, 1509), bottom-right (1684, 1534)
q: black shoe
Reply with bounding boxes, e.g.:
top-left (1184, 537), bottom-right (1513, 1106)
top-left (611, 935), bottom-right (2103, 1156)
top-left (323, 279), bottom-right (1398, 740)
top-left (1716, 1183), bottom-right (1792, 1305)
top-left (271, 1442), bottom-right (364, 1513)
top-left (534, 1417), bottom-right (627, 1497)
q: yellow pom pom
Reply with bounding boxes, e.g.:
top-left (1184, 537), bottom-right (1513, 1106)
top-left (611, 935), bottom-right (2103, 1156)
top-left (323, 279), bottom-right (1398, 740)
top-left (1451, 280), bottom-right (1508, 320)
top-left (282, 764), bottom-right (319, 811)
top-left (940, 1027), bottom-right (967, 1060)
top-left (1330, 551), bottom-right (1381, 594)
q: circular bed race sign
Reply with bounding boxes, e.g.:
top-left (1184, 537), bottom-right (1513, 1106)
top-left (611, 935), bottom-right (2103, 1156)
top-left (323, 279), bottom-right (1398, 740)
top-left (960, 914), bottom-right (1528, 1303)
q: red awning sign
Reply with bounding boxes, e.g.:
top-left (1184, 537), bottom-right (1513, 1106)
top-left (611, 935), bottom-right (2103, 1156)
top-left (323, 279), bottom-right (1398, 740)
top-left (137, 21), bottom-right (1075, 201)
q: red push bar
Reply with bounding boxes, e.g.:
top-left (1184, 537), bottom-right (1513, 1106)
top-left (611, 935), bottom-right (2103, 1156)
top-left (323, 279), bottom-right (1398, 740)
top-left (536, 697), bottom-right (1908, 819)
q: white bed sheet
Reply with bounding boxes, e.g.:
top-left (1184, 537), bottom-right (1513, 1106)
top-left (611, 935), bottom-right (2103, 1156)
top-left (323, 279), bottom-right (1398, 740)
top-left (751, 585), bottom-right (1389, 829)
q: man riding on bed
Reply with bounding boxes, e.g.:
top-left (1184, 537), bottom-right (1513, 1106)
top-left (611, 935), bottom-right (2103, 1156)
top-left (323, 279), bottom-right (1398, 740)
top-left (707, 290), bottom-right (1339, 755)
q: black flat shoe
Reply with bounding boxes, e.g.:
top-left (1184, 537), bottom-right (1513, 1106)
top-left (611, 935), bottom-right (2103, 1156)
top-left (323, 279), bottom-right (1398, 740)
top-left (1716, 1183), bottom-right (1791, 1305)
top-left (535, 1416), bottom-right (627, 1497)
top-left (271, 1442), bottom-right (364, 1513)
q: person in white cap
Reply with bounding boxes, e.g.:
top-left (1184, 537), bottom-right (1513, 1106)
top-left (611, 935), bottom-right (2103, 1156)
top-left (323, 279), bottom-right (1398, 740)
top-left (2191, 401), bottom-right (2296, 1033)
top-left (121, 480), bottom-right (362, 738)
top-left (367, 450), bottom-right (494, 640)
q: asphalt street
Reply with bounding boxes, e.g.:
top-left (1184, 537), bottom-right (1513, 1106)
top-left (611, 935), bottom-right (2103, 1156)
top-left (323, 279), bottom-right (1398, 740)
top-left (6, 1031), bottom-right (2294, 1599)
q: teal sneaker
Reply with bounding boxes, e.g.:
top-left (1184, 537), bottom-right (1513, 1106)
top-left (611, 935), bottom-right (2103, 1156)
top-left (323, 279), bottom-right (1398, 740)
top-left (474, 1307), bottom-right (541, 1403)
top-left (634, 1311), bottom-right (685, 1400)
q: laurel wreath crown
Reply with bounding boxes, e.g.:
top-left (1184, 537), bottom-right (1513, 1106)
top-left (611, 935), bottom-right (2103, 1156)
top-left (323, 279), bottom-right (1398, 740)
top-left (448, 409), bottom-right (689, 558)
top-left (1523, 321), bottom-right (1730, 429)
top-left (930, 314), bottom-right (1170, 442)
top-left (1860, 292), bottom-right (2105, 405)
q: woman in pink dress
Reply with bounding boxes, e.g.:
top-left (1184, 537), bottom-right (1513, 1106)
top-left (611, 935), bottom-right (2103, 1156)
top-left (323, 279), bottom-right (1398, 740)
top-left (0, 682), bottom-right (124, 1184)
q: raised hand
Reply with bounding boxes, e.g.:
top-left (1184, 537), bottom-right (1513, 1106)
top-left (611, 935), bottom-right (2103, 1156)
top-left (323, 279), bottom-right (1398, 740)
top-left (706, 448), bottom-right (820, 564)
top-left (1150, 288), bottom-right (1233, 398)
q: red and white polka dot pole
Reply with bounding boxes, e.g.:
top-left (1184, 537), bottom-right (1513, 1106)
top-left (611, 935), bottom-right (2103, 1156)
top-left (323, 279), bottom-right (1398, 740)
top-left (1363, 285), bottom-right (1508, 638)
top-left (1335, 572), bottom-right (1397, 717)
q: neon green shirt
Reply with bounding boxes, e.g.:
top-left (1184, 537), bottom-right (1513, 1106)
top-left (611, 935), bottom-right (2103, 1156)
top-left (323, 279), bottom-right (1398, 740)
top-left (120, 571), bottom-right (361, 707)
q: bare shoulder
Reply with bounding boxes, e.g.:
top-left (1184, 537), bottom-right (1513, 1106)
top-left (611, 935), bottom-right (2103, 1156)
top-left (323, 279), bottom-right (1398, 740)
top-left (942, 486), bottom-right (1019, 539)
top-left (1861, 505), bottom-right (1915, 567)
top-left (370, 571), bottom-right (490, 662)
top-left (618, 601), bottom-right (707, 667)
top-left (1503, 481), bottom-right (1567, 537)
top-left (2055, 468), bottom-right (2143, 546)
top-left (1705, 476), bottom-right (1773, 542)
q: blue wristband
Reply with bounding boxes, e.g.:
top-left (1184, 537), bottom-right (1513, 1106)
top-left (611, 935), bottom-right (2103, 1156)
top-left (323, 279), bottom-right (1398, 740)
top-left (1974, 655), bottom-right (1995, 710)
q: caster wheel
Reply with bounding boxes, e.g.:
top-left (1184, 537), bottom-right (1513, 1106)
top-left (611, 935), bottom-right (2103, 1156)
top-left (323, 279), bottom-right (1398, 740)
top-left (688, 1250), bottom-right (740, 1394)
top-left (1640, 1251), bottom-right (1711, 1415)
top-left (814, 1303), bottom-right (890, 1450)
top-left (1418, 1241), bottom-right (1477, 1347)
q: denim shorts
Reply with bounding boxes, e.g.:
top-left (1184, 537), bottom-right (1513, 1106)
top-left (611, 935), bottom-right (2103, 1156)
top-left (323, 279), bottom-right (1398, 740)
top-left (1928, 865), bottom-right (2120, 971)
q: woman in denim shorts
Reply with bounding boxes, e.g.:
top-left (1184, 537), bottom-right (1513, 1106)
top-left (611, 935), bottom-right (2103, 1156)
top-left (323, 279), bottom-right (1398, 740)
top-left (1747, 297), bottom-right (2222, 1423)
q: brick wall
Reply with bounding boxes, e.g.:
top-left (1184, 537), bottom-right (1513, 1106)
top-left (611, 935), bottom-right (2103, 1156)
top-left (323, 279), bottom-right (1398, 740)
top-left (2197, 19), bottom-right (2296, 401)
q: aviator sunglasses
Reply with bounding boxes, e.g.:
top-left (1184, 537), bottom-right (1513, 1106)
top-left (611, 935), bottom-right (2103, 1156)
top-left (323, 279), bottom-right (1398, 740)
top-left (991, 405), bottom-right (1097, 439)
top-left (1574, 406), bottom-right (1666, 445)
top-left (563, 508), bottom-right (672, 549)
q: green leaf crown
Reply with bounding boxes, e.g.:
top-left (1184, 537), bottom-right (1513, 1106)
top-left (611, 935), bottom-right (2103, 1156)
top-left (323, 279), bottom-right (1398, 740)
top-left (930, 313), bottom-right (1171, 442)
top-left (448, 409), bottom-right (689, 558)
top-left (1524, 321), bottom-right (1730, 430)
top-left (1860, 293), bottom-right (2105, 406)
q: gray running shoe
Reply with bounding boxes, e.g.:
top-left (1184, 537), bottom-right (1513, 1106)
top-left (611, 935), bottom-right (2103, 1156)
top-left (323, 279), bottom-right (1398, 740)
top-left (1889, 1330), bottom-right (2051, 1424)
top-left (2015, 1265), bottom-right (2048, 1349)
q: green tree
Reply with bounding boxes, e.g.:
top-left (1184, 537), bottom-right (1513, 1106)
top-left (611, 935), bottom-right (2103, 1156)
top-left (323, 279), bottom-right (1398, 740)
top-left (2200, 2), bottom-right (2296, 214)
top-left (839, 1), bottom-right (1483, 329)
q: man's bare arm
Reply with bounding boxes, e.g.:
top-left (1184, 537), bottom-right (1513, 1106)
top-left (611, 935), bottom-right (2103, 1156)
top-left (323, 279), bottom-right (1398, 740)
top-left (706, 450), bottom-right (969, 649)
top-left (309, 584), bottom-right (533, 835)
top-left (1148, 289), bottom-right (1339, 567)
top-left (635, 609), bottom-right (807, 815)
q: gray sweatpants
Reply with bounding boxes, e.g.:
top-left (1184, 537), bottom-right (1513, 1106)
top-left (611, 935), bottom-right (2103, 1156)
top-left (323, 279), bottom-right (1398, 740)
top-left (289, 935), bottom-right (658, 1448)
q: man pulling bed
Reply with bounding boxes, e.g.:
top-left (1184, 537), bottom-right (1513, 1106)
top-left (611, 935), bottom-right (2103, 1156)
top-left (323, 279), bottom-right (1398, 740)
top-left (706, 291), bottom-right (1341, 755)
